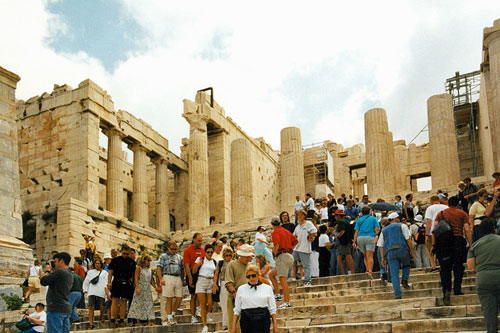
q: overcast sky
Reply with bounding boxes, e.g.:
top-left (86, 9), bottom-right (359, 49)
top-left (2, 0), bottom-right (499, 163)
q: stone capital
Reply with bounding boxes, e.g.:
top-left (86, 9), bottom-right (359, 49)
top-left (0, 66), bottom-right (21, 89)
top-left (102, 127), bottom-right (124, 138)
top-left (151, 156), bottom-right (167, 166)
top-left (128, 142), bottom-right (149, 153)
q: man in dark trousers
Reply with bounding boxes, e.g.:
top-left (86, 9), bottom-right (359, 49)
top-left (40, 252), bottom-right (73, 333)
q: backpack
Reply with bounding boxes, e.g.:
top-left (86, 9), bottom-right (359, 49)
top-left (415, 225), bottom-right (426, 244)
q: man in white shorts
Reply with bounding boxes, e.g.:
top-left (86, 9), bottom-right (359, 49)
top-left (157, 240), bottom-right (185, 325)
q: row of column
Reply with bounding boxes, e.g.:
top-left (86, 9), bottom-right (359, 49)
top-left (104, 128), bottom-right (171, 233)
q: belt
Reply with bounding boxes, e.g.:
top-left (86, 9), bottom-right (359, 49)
top-left (199, 275), bottom-right (214, 279)
top-left (164, 273), bottom-right (180, 276)
top-left (277, 249), bottom-right (293, 256)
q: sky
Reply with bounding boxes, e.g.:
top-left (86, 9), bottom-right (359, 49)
top-left (2, 1), bottom-right (500, 188)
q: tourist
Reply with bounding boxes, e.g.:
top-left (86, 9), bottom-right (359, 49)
top-left (21, 302), bottom-right (46, 333)
top-left (237, 239), bottom-right (246, 248)
top-left (73, 257), bottom-right (86, 280)
top-left (231, 265), bottom-right (277, 333)
top-left (310, 220), bottom-right (320, 278)
top-left (358, 195), bottom-right (370, 211)
top-left (40, 252), bottom-right (73, 333)
top-left (463, 177), bottom-right (480, 209)
top-left (305, 193), bottom-right (315, 219)
top-left (193, 244), bottom-right (217, 333)
top-left (425, 195), bottom-right (448, 272)
top-left (409, 214), bottom-right (430, 268)
top-left (320, 200), bottom-right (329, 223)
top-left (157, 240), bottom-right (184, 326)
top-left (292, 210), bottom-right (317, 286)
top-left (378, 213), bottom-right (415, 299)
top-left (255, 254), bottom-right (271, 285)
top-left (103, 253), bottom-right (112, 272)
top-left (213, 240), bottom-right (224, 262)
top-left (183, 233), bottom-right (205, 323)
top-left (467, 218), bottom-right (500, 333)
top-left (457, 181), bottom-right (469, 213)
top-left (335, 210), bottom-right (355, 275)
top-left (438, 193), bottom-right (448, 205)
top-left (279, 211), bottom-right (295, 234)
top-left (344, 200), bottom-right (359, 220)
top-left (432, 196), bottom-right (472, 306)
top-left (318, 225), bottom-right (333, 277)
top-left (83, 235), bottom-right (96, 264)
top-left (327, 193), bottom-right (336, 209)
top-left (269, 216), bottom-right (297, 308)
top-left (294, 195), bottom-right (305, 225)
top-left (107, 244), bottom-right (136, 327)
top-left (225, 244), bottom-right (254, 333)
top-left (469, 188), bottom-right (490, 242)
top-left (83, 258), bottom-right (109, 329)
top-left (403, 194), bottom-right (415, 222)
top-left (394, 195), bottom-right (403, 214)
top-left (110, 248), bottom-right (118, 258)
top-left (128, 255), bottom-right (157, 326)
top-left (79, 249), bottom-right (90, 272)
top-left (353, 206), bottom-right (380, 279)
top-left (24, 259), bottom-right (42, 301)
top-left (44, 251), bottom-right (58, 275)
top-left (337, 198), bottom-right (345, 211)
top-left (210, 231), bottom-right (221, 246)
top-left (129, 248), bottom-right (137, 261)
top-left (213, 247), bottom-right (234, 330)
top-left (254, 226), bottom-right (275, 266)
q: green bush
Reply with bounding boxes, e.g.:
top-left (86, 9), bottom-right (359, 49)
top-left (1, 293), bottom-right (24, 310)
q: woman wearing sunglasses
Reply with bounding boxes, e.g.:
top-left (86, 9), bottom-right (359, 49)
top-left (231, 265), bottom-right (277, 333)
top-left (193, 244), bottom-right (217, 333)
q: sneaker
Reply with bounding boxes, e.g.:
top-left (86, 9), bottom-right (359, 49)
top-left (207, 314), bottom-right (214, 322)
top-left (168, 315), bottom-right (176, 325)
top-left (289, 277), bottom-right (296, 281)
top-left (191, 315), bottom-right (199, 323)
top-left (274, 294), bottom-right (283, 301)
top-left (395, 295), bottom-right (402, 299)
top-left (162, 321), bottom-right (168, 326)
top-left (196, 306), bottom-right (201, 317)
top-left (202, 325), bottom-right (209, 333)
top-left (277, 302), bottom-right (291, 309)
top-left (304, 281), bottom-right (311, 287)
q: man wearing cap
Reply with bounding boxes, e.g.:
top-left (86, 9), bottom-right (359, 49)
top-left (225, 244), bottom-right (254, 333)
top-left (292, 210), bottom-right (317, 286)
top-left (409, 215), bottom-right (430, 268)
top-left (378, 213), bottom-right (415, 299)
top-left (269, 216), bottom-right (298, 308)
top-left (335, 210), bottom-right (355, 275)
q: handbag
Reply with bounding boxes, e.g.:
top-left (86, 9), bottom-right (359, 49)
top-left (90, 270), bottom-right (102, 285)
top-left (432, 211), bottom-right (452, 239)
top-left (22, 278), bottom-right (29, 287)
top-left (212, 261), bottom-right (223, 302)
top-left (16, 318), bottom-right (33, 331)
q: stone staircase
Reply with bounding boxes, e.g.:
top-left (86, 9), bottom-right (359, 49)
top-left (2, 268), bottom-right (492, 332)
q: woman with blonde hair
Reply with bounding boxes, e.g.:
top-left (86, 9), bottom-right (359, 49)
top-left (128, 254), bottom-right (157, 326)
top-left (255, 254), bottom-right (271, 286)
top-left (24, 259), bottom-right (42, 301)
top-left (213, 247), bottom-right (234, 330)
top-left (231, 265), bottom-right (277, 333)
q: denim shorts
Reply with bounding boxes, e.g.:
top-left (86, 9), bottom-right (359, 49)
top-left (357, 236), bottom-right (376, 253)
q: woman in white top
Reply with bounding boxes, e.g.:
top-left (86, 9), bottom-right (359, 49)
top-left (254, 226), bottom-right (275, 266)
top-left (318, 225), bottom-right (333, 277)
top-left (232, 264), bottom-right (277, 333)
top-left (469, 188), bottom-right (490, 242)
top-left (83, 258), bottom-right (110, 329)
top-left (24, 260), bottom-right (42, 301)
top-left (193, 244), bottom-right (216, 333)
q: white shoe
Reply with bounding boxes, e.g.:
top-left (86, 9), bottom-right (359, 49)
top-left (274, 294), bottom-right (283, 301)
top-left (304, 281), bottom-right (311, 287)
top-left (202, 325), bottom-right (209, 333)
top-left (196, 306), bottom-right (201, 317)
top-left (191, 315), bottom-right (199, 323)
top-left (162, 321), bottom-right (168, 326)
top-left (289, 277), bottom-right (296, 281)
top-left (207, 314), bottom-right (214, 322)
top-left (278, 302), bottom-right (291, 309)
top-left (168, 315), bottom-right (176, 324)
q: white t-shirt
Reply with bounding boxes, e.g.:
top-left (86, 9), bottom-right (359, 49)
top-left (29, 266), bottom-right (41, 277)
top-left (424, 204), bottom-right (448, 234)
top-left (255, 232), bottom-right (266, 243)
top-left (197, 258), bottom-right (216, 277)
top-left (320, 207), bottom-right (329, 220)
top-left (376, 223), bottom-right (411, 247)
top-left (294, 201), bottom-right (305, 211)
top-left (337, 204), bottom-right (345, 211)
top-left (234, 283), bottom-right (276, 316)
top-left (30, 310), bottom-right (46, 332)
top-left (293, 221), bottom-right (317, 253)
top-left (306, 198), bottom-right (315, 210)
top-left (83, 269), bottom-right (109, 299)
top-left (318, 234), bottom-right (330, 247)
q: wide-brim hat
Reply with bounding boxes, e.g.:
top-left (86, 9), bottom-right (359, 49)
top-left (103, 253), bottom-right (112, 259)
top-left (237, 244), bottom-right (254, 257)
top-left (414, 215), bottom-right (424, 222)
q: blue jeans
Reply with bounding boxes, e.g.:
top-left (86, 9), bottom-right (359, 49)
top-left (46, 312), bottom-right (70, 333)
top-left (293, 251), bottom-right (311, 282)
top-left (387, 248), bottom-right (411, 298)
top-left (68, 291), bottom-right (81, 321)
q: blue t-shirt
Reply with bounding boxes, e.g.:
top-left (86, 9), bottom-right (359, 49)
top-left (354, 215), bottom-right (380, 237)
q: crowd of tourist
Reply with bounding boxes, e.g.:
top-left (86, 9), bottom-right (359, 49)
top-left (20, 173), bottom-right (500, 333)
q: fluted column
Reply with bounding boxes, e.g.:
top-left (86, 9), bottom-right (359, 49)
top-left (182, 106), bottom-right (210, 230)
top-left (364, 108), bottom-right (395, 199)
top-left (130, 143), bottom-right (149, 224)
top-left (153, 157), bottom-right (169, 233)
top-left (280, 127), bottom-right (305, 214)
top-left (104, 128), bottom-right (124, 215)
top-left (427, 94), bottom-right (460, 189)
top-left (231, 138), bottom-right (254, 222)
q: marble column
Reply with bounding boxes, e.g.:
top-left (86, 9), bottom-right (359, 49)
top-left (130, 143), bottom-right (149, 224)
top-left (231, 138), bottom-right (254, 222)
top-left (364, 108), bottom-right (395, 199)
top-left (280, 127), bottom-right (305, 214)
top-left (427, 94), bottom-right (460, 189)
top-left (182, 104), bottom-right (210, 230)
top-left (104, 128), bottom-right (124, 215)
top-left (153, 157), bottom-right (169, 233)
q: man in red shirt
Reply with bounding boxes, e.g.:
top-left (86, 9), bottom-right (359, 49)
top-left (269, 216), bottom-right (297, 309)
top-left (432, 196), bottom-right (472, 305)
top-left (73, 258), bottom-right (86, 280)
top-left (183, 233), bottom-right (205, 323)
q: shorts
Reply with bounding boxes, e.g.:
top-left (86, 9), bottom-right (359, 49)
top-left (105, 300), bottom-right (112, 309)
top-left (337, 244), bottom-right (353, 256)
top-left (357, 236), bottom-right (376, 252)
top-left (88, 295), bottom-right (106, 307)
top-left (195, 276), bottom-right (214, 294)
top-left (111, 279), bottom-right (133, 300)
top-left (275, 253), bottom-right (294, 278)
top-left (162, 275), bottom-right (183, 298)
top-left (28, 276), bottom-right (40, 288)
top-left (188, 273), bottom-right (199, 294)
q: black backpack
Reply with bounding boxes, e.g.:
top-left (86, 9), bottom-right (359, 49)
top-left (415, 225), bottom-right (426, 244)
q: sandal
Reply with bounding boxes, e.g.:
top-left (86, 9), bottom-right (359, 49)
top-left (89, 324), bottom-right (95, 330)
top-left (367, 271), bottom-right (374, 280)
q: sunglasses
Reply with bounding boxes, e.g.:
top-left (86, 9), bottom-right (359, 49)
top-left (246, 274), bottom-right (257, 279)
top-left (168, 248), bottom-right (177, 251)
top-left (224, 254), bottom-right (232, 257)
top-left (206, 251), bottom-right (214, 254)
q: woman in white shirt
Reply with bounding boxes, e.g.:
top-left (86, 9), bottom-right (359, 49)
top-left (83, 258), bottom-right (109, 329)
top-left (24, 260), bottom-right (42, 301)
top-left (193, 244), bottom-right (217, 333)
top-left (232, 265), bottom-right (277, 333)
top-left (254, 226), bottom-right (275, 266)
top-left (318, 225), bottom-right (333, 277)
